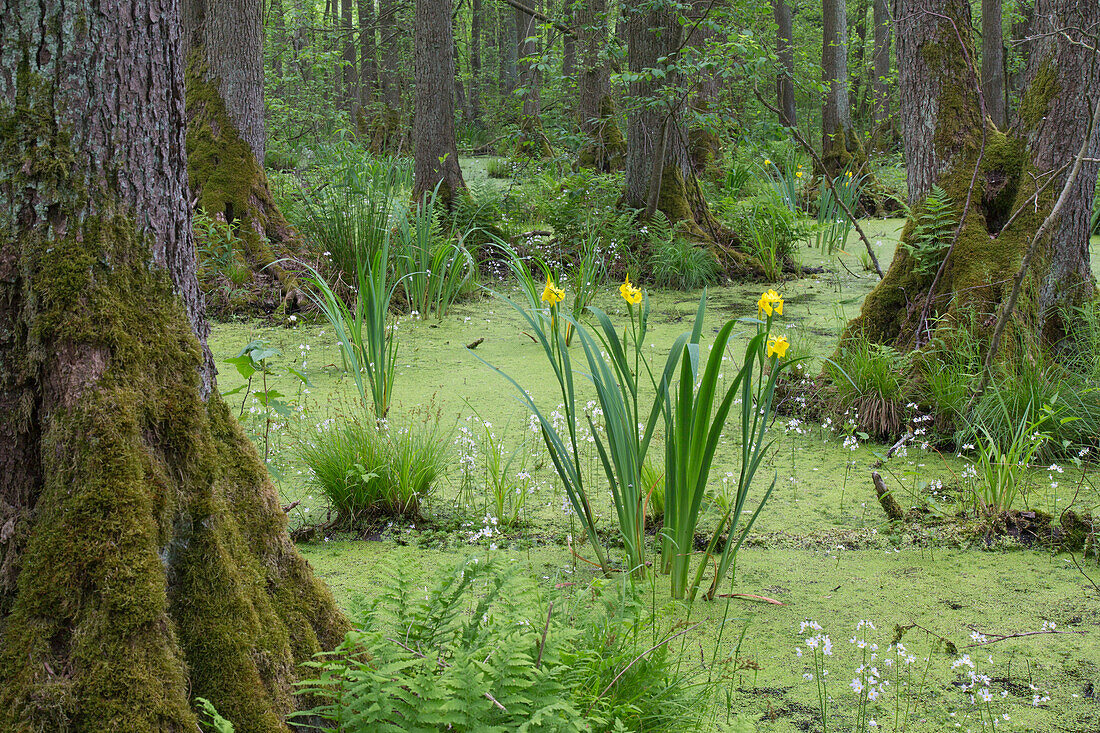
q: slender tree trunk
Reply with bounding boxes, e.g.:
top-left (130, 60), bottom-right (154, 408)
top-left (414, 0), bottom-right (467, 205)
top-left (848, 0), bottom-right (1099, 353)
top-left (515, 3), bottom-right (551, 155)
top-left (822, 0), bottom-right (859, 174)
top-left (358, 0), bottom-right (377, 109)
top-left (376, 0), bottom-right (402, 151)
top-left (0, 0), bottom-right (347, 729)
top-left (341, 0), bottom-right (356, 111)
top-left (1008, 0), bottom-right (1035, 105)
top-left (454, 32), bottom-right (472, 124)
top-left (774, 0), bottom-right (796, 127)
top-left (471, 0), bottom-right (482, 120)
top-left (685, 0), bottom-right (722, 176)
top-left (850, 0), bottom-right (870, 122)
top-left (562, 0), bottom-right (576, 80)
top-left (271, 0), bottom-right (287, 96)
top-left (500, 5), bottom-right (517, 94)
top-left (871, 0), bottom-right (892, 143)
top-left (981, 0), bottom-right (1007, 128)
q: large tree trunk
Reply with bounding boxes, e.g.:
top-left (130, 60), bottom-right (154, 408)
top-left (576, 0), bottom-right (625, 170)
top-left (0, 0), bottom-right (348, 729)
top-left (414, 0), bottom-right (467, 206)
top-left (981, 0), bottom-right (1007, 128)
top-left (847, 0), bottom-right (1100, 352)
top-left (871, 0), bottom-right (892, 146)
top-left (183, 0), bottom-right (299, 312)
top-left (774, 0), bottom-right (797, 127)
top-left (822, 0), bottom-right (861, 174)
top-left (685, 0), bottom-right (722, 177)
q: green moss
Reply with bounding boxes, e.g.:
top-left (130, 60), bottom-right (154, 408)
top-left (578, 95), bottom-right (625, 172)
top-left (185, 53), bottom-right (298, 308)
top-left (1, 68), bottom-right (347, 732)
top-left (1017, 61), bottom-right (1059, 134)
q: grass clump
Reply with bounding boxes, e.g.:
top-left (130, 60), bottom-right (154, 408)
top-left (825, 336), bottom-right (915, 440)
top-left (300, 419), bottom-right (444, 525)
top-left (645, 212), bottom-right (719, 290)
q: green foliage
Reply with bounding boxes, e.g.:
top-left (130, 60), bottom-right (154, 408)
top-left (662, 301), bottom-right (792, 601)
top-left (295, 557), bottom-right (583, 732)
top-left (193, 211), bottom-right (250, 285)
top-left (903, 185), bottom-right (956, 275)
top-left (221, 339), bottom-right (310, 464)
top-left (486, 157), bottom-right (514, 179)
top-left (815, 170), bottom-right (866, 255)
top-left (726, 191), bottom-right (809, 281)
top-left (299, 418), bottom-right (443, 525)
top-left (645, 212), bottom-right (720, 291)
top-left (391, 185), bottom-right (477, 319)
top-left (968, 397), bottom-right (1052, 517)
top-left (296, 558), bottom-right (714, 733)
top-left (195, 698), bottom-right (235, 733)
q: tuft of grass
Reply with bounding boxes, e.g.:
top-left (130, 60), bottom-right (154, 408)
top-left (646, 214), bottom-right (719, 291)
top-left (299, 419), bottom-right (444, 526)
top-left (825, 337), bottom-right (915, 440)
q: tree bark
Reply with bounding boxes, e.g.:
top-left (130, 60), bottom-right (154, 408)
top-left (847, 0), bottom-right (1099, 353)
top-left (576, 0), bottom-right (625, 170)
top-left (515, 2), bottom-right (552, 155)
top-left (358, 0), bottom-right (377, 109)
top-left (774, 0), bottom-right (797, 127)
top-left (0, 0), bottom-right (348, 729)
top-left (850, 0), bottom-right (870, 123)
top-left (471, 0), bottom-right (483, 120)
top-left (871, 0), bottom-right (892, 144)
top-left (414, 0), bottom-right (468, 206)
top-left (981, 0), bottom-right (1007, 128)
top-left (822, 0), bottom-right (860, 174)
top-left (341, 0), bottom-right (356, 110)
top-left (183, 0), bottom-right (300, 310)
top-left (500, 4), bottom-right (517, 94)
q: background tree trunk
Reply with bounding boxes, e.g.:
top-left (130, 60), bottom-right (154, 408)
top-left (515, 3), bottom-right (552, 156)
top-left (470, 0), bottom-right (483, 121)
top-left (576, 0), bottom-right (624, 170)
top-left (377, 0), bottom-right (403, 151)
top-left (358, 0), bottom-right (377, 111)
top-left (0, 0), bottom-right (348, 729)
top-left (774, 0), bottom-right (797, 127)
top-left (183, 0), bottom-right (300, 307)
top-left (981, 0), bottom-right (1007, 128)
top-left (414, 0), bottom-right (467, 205)
top-left (500, 5), bottom-right (517, 95)
top-left (871, 0), bottom-right (892, 145)
top-left (341, 0), bottom-right (356, 111)
top-left (822, 0), bottom-right (860, 174)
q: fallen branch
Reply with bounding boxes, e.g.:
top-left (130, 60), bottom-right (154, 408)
top-left (965, 626), bottom-right (1085, 647)
top-left (872, 471), bottom-right (905, 521)
top-left (716, 593), bottom-right (786, 606)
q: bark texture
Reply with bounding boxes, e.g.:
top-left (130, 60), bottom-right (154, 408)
top-left (0, 0), bottom-right (348, 730)
top-left (515, 3), bottom-right (552, 156)
top-left (774, 0), bottom-right (797, 127)
top-left (184, 0), bottom-right (300, 312)
top-left (871, 0), bottom-right (892, 143)
top-left (822, 0), bottom-right (861, 174)
top-left (847, 0), bottom-right (1100, 352)
top-left (576, 0), bottom-right (625, 170)
top-left (414, 0), bottom-right (467, 206)
top-left (981, 0), bottom-right (1007, 128)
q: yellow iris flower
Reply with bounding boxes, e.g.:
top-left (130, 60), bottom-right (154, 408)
top-left (619, 276), bottom-right (642, 305)
top-left (757, 289), bottom-right (784, 317)
top-left (767, 335), bottom-right (790, 359)
top-left (541, 276), bottom-right (565, 305)
top-left (796, 170), bottom-right (804, 178)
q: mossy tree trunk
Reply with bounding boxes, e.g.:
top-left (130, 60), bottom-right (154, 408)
top-left (846, 0), bottom-right (1100, 352)
top-left (413, 0), bottom-right (468, 207)
top-left (871, 0), bottom-right (893, 148)
top-left (821, 0), bottom-right (863, 175)
top-left (622, 1), bottom-right (720, 241)
top-left (183, 0), bottom-right (300, 311)
top-left (0, 0), bottom-right (349, 730)
top-left (980, 0), bottom-right (1007, 129)
top-left (575, 0), bottom-right (625, 171)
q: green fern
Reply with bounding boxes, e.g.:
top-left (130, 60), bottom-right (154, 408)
top-left (903, 185), bottom-right (956, 275)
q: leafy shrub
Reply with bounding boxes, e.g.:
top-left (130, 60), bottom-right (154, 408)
top-left (645, 213), bottom-right (719, 290)
top-left (296, 558), bottom-right (714, 733)
top-left (724, 191), bottom-right (809, 281)
top-left (299, 419), bottom-right (444, 525)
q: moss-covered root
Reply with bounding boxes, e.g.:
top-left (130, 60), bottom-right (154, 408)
top-left (186, 53), bottom-right (300, 312)
top-left (0, 211), bottom-right (348, 732)
top-left (517, 114), bottom-right (553, 159)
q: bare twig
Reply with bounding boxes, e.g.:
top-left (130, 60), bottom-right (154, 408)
top-left (751, 85), bottom-right (884, 278)
top-left (501, 0), bottom-right (574, 37)
top-left (872, 471), bottom-right (906, 521)
top-left (536, 602), bottom-right (553, 669)
top-left (965, 626), bottom-right (1085, 647)
top-left (715, 593), bottom-right (786, 606)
